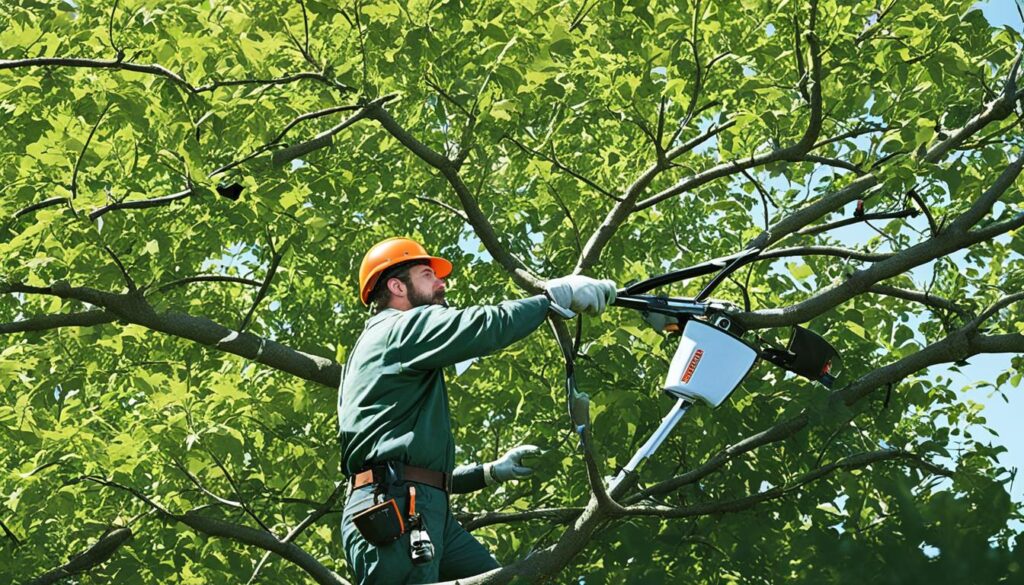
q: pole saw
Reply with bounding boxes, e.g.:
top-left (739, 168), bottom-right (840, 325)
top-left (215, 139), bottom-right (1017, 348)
top-left (556, 247), bottom-right (842, 493)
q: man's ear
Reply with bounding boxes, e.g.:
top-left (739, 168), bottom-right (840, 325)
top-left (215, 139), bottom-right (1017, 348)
top-left (386, 277), bottom-right (406, 298)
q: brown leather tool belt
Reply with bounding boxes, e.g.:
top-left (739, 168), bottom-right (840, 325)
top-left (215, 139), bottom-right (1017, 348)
top-left (348, 462), bottom-right (450, 494)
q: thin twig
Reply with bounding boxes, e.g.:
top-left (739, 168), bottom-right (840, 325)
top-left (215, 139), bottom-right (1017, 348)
top-left (0, 517), bottom-right (21, 546)
top-left (569, 0), bottom-right (599, 32)
top-left (503, 134), bottom-right (619, 201)
top-left (156, 275), bottom-right (263, 293)
top-left (204, 448), bottom-right (274, 534)
top-left (89, 188), bottom-right (193, 221)
top-left (741, 169), bottom-right (775, 230)
top-left (71, 101), bottom-right (114, 200)
top-left (239, 236), bottom-right (287, 332)
top-left (416, 195), bottom-right (469, 221)
top-left (796, 208), bottom-right (918, 237)
top-left (107, 0), bottom-right (122, 57)
top-left (102, 244), bottom-right (137, 293)
top-left (904, 188), bottom-right (939, 236)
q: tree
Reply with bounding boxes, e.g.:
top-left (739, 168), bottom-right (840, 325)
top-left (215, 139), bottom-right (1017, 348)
top-left (1, 0), bottom-right (1023, 582)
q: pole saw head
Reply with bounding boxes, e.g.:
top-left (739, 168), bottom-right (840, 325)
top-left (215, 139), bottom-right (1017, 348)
top-left (613, 247), bottom-right (843, 391)
top-left (664, 319), bottom-right (758, 407)
top-left (599, 247), bottom-right (844, 494)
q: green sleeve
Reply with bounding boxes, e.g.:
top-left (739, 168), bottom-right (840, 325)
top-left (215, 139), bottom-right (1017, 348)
top-left (451, 463), bottom-right (487, 494)
top-left (390, 295), bottom-right (550, 371)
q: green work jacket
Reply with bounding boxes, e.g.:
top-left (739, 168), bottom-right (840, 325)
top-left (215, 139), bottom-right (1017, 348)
top-left (338, 295), bottom-right (550, 491)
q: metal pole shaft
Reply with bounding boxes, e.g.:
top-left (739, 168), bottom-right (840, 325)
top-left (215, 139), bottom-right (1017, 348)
top-left (608, 399), bottom-right (691, 492)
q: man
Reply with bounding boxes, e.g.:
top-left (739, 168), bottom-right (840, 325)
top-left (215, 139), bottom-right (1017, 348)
top-left (338, 237), bottom-right (616, 584)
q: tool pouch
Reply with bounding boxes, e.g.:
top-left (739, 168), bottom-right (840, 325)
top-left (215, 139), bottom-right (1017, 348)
top-left (352, 497), bottom-right (406, 546)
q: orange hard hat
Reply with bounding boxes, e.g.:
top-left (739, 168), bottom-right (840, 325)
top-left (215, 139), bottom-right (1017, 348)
top-left (358, 237), bottom-right (453, 305)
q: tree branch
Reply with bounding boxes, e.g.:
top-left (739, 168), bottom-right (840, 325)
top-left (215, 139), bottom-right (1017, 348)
top-left (24, 527), bottom-right (133, 585)
top-left (634, 31), bottom-right (823, 211)
top-left (204, 447), bottom-right (273, 533)
top-left (89, 188), bottom-right (193, 221)
top-left (0, 57), bottom-right (352, 94)
top-left (415, 195), bottom-right (469, 221)
top-left (745, 50), bottom-right (1024, 252)
top-left (1, 516), bottom-right (21, 546)
top-left (737, 153), bottom-right (1024, 329)
top-left (9, 197), bottom-right (67, 222)
top-left (0, 57), bottom-right (192, 91)
top-left (503, 134), bottom-right (619, 201)
top-left (270, 94), bottom-right (395, 167)
top-left (76, 476), bottom-right (350, 585)
top-left (800, 154), bottom-right (864, 175)
top-left (1, 281), bottom-right (341, 388)
top-left (0, 310), bottom-right (116, 334)
top-left (239, 237), bottom-right (287, 332)
top-left (796, 208), bottom-right (918, 237)
top-left (70, 101), bottom-right (114, 201)
top-left (246, 483), bottom-right (345, 584)
top-left (869, 284), bottom-right (973, 321)
top-left (456, 507), bottom-right (583, 532)
top-left (368, 102), bottom-right (542, 290)
top-left (623, 448), bottom-right (948, 519)
top-left (756, 245), bottom-right (893, 262)
top-left (155, 275), bottom-right (263, 293)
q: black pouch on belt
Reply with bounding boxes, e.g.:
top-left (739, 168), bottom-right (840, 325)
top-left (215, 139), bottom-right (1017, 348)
top-left (352, 497), bottom-right (406, 546)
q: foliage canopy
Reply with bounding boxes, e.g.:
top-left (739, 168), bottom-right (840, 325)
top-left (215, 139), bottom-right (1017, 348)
top-left (1, 0), bottom-right (1023, 583)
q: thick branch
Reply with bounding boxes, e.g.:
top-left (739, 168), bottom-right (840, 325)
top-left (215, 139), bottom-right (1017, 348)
top-left (368, 103), bottom-right (542, 290)
top-left (869, 284), bottom-right (972, 321)
top-left (456, 507), bottom-right (582, 531)
top-left (0, 310), bottom-right (115, 334)
top-left (270, 95), bottom-right (395, 167)
top-left (1, 282), bottom-right (340, 388)
top-left (24, 528), bottom-right (133, 585)
top-left (737, 154), bottom-right (1024, 329)
top-left (623, 449), bottom-right (948, 519)
top-left (78, 476), bottom-right (350, 585)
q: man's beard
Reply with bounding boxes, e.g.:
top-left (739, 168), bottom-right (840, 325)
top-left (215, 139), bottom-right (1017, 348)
top-left (408, 286), bottom-right (446, 308)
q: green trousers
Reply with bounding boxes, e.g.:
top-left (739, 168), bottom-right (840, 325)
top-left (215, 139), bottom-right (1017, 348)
top-left (342, 482), bottom-right (500, 584)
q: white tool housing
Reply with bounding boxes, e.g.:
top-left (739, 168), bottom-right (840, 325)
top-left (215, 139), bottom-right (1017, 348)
top-left (663, 319), bottom-right (758, 408)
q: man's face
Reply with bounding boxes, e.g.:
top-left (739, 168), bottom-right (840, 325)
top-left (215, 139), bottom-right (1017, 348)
top-left (405, 264), bottom-right (446, 307)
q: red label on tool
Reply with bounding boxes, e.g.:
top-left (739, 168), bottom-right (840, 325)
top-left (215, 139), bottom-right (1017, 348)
top-left (681, 349), bottom-right (703, 383)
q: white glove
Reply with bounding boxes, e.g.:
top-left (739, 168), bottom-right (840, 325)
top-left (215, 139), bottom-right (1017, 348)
top-left (483, 445), bottom-right (542, 485)
top-left (544, 275), bottom-right (617, 317)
